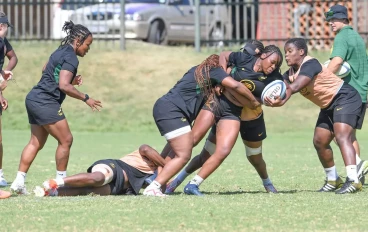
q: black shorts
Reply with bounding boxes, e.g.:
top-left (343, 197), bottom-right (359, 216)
top-left (153, 97), bottom-right (191, 137)
top-left (25, 99), bottom-right (65, 125)
top-left (316, 84), bottom-right (362, 131)
top-left (87, 159), bottom-right (151, 195)
top-left (209, 111), bottom-right (264, 142)
top-left (239, 113), bottom-right (267, 142)
top-left (202, 95), bottom-right (242, 122)
top-left (118, 161), bottom-right (150, 195)
top-left (356, 103), bottom-right (367, 129)
top-left (87, 159), bottom-right (127, 195)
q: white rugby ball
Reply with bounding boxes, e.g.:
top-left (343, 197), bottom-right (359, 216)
top-left (261, 80), bottom-right (287, 104)
top-left (323, 60), bottom-right (351, 78)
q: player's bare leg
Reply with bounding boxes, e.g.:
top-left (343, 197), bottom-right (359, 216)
top-left (244, 140), bottom-right (277, 193)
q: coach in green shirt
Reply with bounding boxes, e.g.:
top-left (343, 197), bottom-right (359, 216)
top-left (325, 4), bottom-right (368, 183)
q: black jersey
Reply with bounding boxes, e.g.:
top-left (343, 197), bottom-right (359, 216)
top-left (229, 52), bottom-right (282, 98)
top-left (27, 45), bottom-right (79, 104)
top-left (0, 38), bottom-right (12, 70)
top-left (282, 58), bottom-right (323, 82)
top-left (163, 66), bottom-right (228, 121)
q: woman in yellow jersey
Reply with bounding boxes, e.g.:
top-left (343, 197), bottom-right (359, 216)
top-left (266, 38), bottom-right (363, 194)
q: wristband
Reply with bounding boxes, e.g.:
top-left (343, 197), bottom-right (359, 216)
top-left (83, 94), bottom-right (89, 102)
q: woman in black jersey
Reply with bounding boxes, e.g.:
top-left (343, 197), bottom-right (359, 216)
top-left (165, 44), bottom-right (284, 196)
top-left (143, 54), bottom-right (260, 196)
top-left (166, 42), bottom-right (282, 195)
top-left (0, 11), bottom-right (17, 187)
top-left (10, 21), bottom-right (102, 194)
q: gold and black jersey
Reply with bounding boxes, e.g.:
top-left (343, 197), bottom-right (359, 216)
top-left (229, 52), bottom-right (283, 98)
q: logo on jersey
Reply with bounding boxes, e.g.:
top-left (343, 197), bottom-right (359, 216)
top-left (300, 87), bottom-right (311, 96)
top-left (109, 163), bottom-right (115, 169)
top-left (300, 88), bottom-right (308, 94)
top-left (258, 76), bottom-right (267, 81)
top-left (240, 80), bottom-right (255, 92)
top-left (57, 107), bottom-right (63, 116)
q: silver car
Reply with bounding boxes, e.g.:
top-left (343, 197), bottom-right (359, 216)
top-left (70, 0), bottom-right (231, 44)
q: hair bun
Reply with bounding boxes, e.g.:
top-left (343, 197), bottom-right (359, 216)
top-left (62, 20), bottom-right (75, 33)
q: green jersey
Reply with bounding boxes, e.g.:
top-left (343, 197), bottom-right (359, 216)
top-left (330, 26), bottom-right (368, 103)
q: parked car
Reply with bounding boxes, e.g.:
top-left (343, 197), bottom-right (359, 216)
top-left (52, 0), bottom-right (101, 38)
top-left (68, 0), bottom-right (232, 45)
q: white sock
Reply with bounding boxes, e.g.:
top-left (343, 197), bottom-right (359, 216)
top-left (356, 154), bottom-right (362, 164)
top-left (149, 180), bottom-right (161, 189)
top-left (0, 169), bottom-right (3, 176)
top-left (176, 170), bottom-right (190, 183)
top-left (15, 171), bottom-right (26, 185)
top-left (346, 165), bottom-right (359, 183)
top-left (324, 166), bottom-right (338, 181)
top-left (55, 178), bottom-right (65, 187)
top-left (262, 177), bottom-right (272, 186)
top-left (189, 175), bottom-right (204, 186)
top-left (56, 171), bottom-right (67, 180)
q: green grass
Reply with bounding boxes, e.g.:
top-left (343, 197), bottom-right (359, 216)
top-left (0, 41), bottom-right (367, 231)
top-left (0, 129), bottom-right (368, 231)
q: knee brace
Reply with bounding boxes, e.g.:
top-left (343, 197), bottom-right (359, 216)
top-left (91, 164), bottom-right (114, 186)
top-left (204, 139), bottom-right (216, 155)
top-left (245, 145), bottom-right (262, 157)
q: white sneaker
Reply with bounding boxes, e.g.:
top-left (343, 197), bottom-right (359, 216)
top-left (357, 160), bottom-right (368, 184)
top-left (10, 182), bottom-right (29, 195)
top-left (0, 175), bottom-right (7, 187)
top-left (143, 186), bottom-right (167, 197)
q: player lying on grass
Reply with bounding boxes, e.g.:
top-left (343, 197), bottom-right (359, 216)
top-left (35, 144), bottom-right (166, 196)
top-left (164, 44), bottom-right (284, 196)
top-left (265, 38), bottom-right (366, 194)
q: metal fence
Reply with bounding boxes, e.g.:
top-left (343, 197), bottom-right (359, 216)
top-left (0, 0), bottom-right (367, 50)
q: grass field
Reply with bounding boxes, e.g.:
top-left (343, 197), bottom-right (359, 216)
top-left (0, 41), bottom-right (367, 231)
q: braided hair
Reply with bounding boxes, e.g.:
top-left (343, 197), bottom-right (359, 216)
top-left (60, 21), bottom-right (91, 48)
top-left (260, 45), bottom-right (283, 70)
top-left (194, 54), bottom-right (222, 111)
top-left (285, 38), bottom-right (308, 56)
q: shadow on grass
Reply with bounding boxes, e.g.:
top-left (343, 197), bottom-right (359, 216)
top-left (195, 189), bottom-right (299, 195)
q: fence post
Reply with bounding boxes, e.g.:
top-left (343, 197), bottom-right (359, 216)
top-left (194, 0), bottom-right (201, 52)
top-left (352, 0), bottom-right (357, 31)
top-left (120, 0), bottom-right (126, 51)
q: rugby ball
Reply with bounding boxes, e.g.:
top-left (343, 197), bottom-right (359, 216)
top-left (261, 80), bottom-right (287, 104)
top-left (323, 60), bottom-right (351, 78)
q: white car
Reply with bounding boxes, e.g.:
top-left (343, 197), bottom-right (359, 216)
top-left (52, 0), bottom-right (103, 39)
top-left (69, 0), bottom-right (231, 44)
